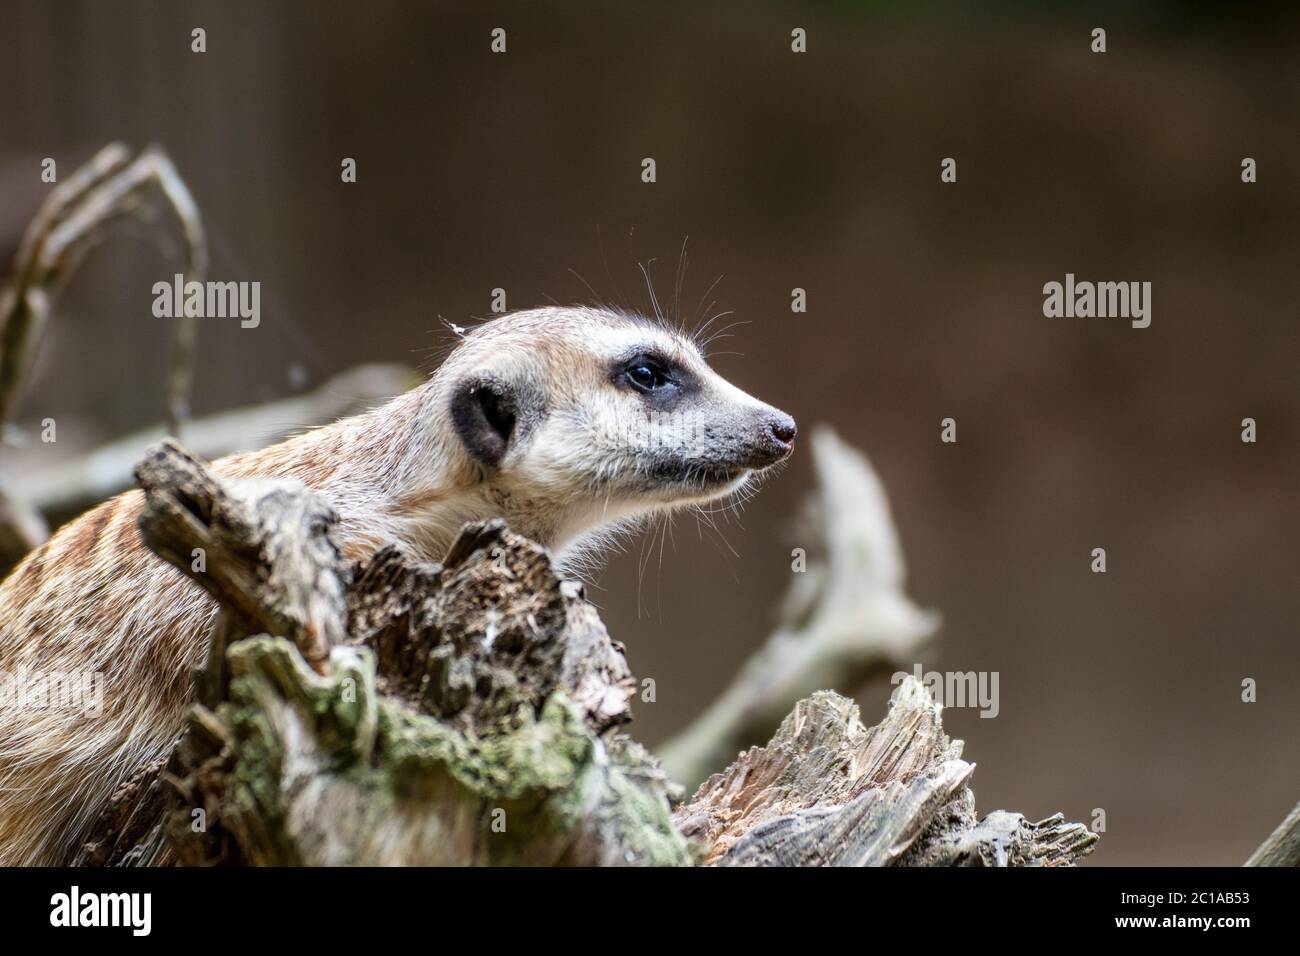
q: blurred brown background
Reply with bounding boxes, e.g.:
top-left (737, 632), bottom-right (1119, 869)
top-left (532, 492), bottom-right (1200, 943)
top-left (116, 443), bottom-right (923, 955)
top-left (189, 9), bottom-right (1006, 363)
top-left (1, 0), bottom-right (1297, 864)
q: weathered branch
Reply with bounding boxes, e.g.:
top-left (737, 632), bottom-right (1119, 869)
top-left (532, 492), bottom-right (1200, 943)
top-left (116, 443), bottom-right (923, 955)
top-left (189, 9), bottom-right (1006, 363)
top-left (0, 145), bottom-right (414, 583)
top-left (1246, 800), bottom-right (1300, 867)
top-left (0, 143), bottom-right (211, 578)
top-left (135, 438), bottom-right (345, 674)
top-left (673, 683), bottom-right (1096, 866)
top-left (0, 484), bottom-right (47, 576)
top-left (0, 143), bottom-right (207, 435)
top-left (1, 144), bottom-right (129, 428)
top-left (659, 425), bottom-right (940, 786)
top-left (7, 362), bottom-right (417, 525)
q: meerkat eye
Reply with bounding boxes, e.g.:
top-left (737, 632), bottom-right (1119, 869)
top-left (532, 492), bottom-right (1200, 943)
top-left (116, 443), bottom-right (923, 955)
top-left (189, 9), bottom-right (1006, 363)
top-left (621, 356), bottom-right (672, 393)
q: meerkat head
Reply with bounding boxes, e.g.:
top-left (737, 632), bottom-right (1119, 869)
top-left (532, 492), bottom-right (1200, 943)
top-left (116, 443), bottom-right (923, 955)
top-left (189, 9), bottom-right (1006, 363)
top-left (433, 307), bottom-right (795, 558)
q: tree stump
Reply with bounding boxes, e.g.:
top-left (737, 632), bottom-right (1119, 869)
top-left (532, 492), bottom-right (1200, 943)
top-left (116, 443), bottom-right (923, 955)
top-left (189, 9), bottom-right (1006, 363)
top-left (74, 439), bottom-right (1099, 867)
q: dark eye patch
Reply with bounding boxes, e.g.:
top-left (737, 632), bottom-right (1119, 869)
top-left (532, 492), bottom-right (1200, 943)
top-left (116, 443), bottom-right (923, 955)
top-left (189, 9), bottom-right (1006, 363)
top-left (610, 348), bottom-right (699, 411)
top-left (612, 350), bottom-right (696, 404)
top-left (623, 355), bottom-right (672, 392)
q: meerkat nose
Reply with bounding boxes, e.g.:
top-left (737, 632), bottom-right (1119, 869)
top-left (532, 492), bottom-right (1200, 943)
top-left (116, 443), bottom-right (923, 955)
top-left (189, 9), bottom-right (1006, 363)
top-left (762, 412), bottom-right (797, 461)
top-left (769, 414), bottom-right (797, 446)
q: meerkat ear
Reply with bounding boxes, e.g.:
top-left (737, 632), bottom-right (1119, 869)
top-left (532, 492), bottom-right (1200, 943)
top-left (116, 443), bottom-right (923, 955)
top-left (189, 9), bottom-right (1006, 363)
top-left (450, 377), bottom-right (518, 468)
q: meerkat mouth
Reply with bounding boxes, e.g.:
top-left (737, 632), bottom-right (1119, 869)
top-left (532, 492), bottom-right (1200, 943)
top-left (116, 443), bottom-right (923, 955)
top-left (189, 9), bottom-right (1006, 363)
top-left (642, 457), bottom-right (751, 495)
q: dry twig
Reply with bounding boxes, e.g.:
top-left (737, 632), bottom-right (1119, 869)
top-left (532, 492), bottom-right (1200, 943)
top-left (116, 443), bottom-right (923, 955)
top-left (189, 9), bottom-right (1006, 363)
top-left (0, 142), bottom-right (207, 437)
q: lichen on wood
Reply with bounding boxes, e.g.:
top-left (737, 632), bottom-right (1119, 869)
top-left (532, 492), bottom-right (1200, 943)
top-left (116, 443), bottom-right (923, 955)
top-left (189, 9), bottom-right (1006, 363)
top-left (167, 635), bottom-right (689, 865)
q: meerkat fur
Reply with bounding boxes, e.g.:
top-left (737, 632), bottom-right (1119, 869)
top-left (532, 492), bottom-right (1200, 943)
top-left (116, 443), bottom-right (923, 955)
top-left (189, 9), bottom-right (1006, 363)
top-left (0, 306), bottom-right (796, 865)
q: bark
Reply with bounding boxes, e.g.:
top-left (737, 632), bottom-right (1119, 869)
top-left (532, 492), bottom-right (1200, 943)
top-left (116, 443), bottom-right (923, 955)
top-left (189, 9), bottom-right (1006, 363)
top-left (75, 438), bottom-right (1099, 867)
top-left (1246, 800), bottom-right (1300, 867)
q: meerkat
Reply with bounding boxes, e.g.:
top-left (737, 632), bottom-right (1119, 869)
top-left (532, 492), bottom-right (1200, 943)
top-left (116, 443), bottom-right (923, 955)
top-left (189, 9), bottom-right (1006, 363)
top-left (0, 305), bottom-right (796, 866)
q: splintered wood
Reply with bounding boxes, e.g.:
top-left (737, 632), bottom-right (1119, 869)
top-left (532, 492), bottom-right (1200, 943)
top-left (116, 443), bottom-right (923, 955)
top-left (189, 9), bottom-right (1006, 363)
top-left (675, 683), bottom-right (1096, 866)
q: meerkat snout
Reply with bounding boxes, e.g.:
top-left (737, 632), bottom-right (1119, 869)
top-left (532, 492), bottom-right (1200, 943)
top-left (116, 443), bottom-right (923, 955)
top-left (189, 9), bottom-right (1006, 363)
top-left (750, 410), bottom-right (798, 467)
top-left (768, 412), bottom-right (797, 448)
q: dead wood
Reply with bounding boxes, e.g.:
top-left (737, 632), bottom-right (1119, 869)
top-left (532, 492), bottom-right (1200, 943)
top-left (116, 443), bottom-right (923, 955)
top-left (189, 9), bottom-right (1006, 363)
top-left (135, 438), bottom-right (345, 674)
top-left (73, 437), bottom-right (1099, 867)
top-left (674, 685), bottom-right (1095, 866)
top-left (0, 484), bottom-right (46, 575)
top-left (0, 143), bottom-right (206, 436)
top-left (7, 362), bottom-right (418, 526)
top-left (0, 143), bottom-right (207, 577)
top-left (1246, 800), bottom-right (1300, 867)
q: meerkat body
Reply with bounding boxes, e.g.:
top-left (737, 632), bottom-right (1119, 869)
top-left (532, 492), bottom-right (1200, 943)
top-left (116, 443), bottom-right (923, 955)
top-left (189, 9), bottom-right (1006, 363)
top-left (0, 307), bottom-right (795, 865)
